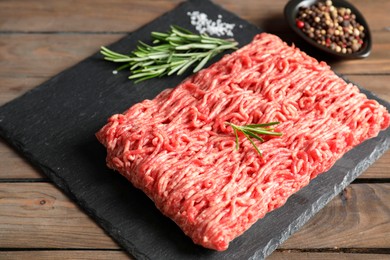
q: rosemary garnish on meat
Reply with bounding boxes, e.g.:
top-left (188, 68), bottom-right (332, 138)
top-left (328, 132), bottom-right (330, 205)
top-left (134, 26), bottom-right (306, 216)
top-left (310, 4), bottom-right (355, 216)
top-left (100, 25), bottom-right (238, 82)
top-left (225, 122), bottom-right (282, 156)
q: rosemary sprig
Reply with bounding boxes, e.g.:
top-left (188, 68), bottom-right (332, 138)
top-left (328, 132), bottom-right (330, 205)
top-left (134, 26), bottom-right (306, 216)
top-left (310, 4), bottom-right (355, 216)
top-left (225, 122), bottom-right (282, 156)
top-left (100, 25), bottom-right (238, 82)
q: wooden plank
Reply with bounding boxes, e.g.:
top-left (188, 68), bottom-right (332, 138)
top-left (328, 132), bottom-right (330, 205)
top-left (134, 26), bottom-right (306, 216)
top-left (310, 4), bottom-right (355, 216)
top-left (0, 0), bottom-right (184, 33)
top-left (0, 34), bottom-right (124, 79)
top-left (0, 76), bottom-right (48, 107)
top-left (0, 32), bottom-right (389, 82)
top-left (0, 138), bottom-right (45, 179)
top-left (0, 0), bottom-right (182, 33)
top-left (359, 150), bottom-right (390, 179)
top-left (270, 251), bottom-right (390, 260)
top-left (1, 183), bottom-right (389, 250)
top-left (0, 250), bottom-right (389, 260)
top-left (0, 183), bottom-right (119, 249)
top-left (280, 183), bottom-right (390, 249)
top-left (346, 75), bottom-right (390, 103)
top-left (0, 251), bottom-right (131, 260)
top-left (0, 0), bottom-right (388, 33)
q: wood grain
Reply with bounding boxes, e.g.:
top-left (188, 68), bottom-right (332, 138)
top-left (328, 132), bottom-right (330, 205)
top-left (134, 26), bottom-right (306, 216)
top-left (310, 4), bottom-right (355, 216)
top-left (0, 34), bottom-right (124, 79)
top-left (1, 183), bottom-right (389, 250)
top-left (346, 75), bottom-right (390, 102)
top-left (358, 150), bottom-right (390, 179)
top-left (270, 251), bottom-right (390, 260)
top-left (0, 251), bottom-right (131, 260)
top-left (0, 0), bottom-right (388, 33)
top-left (0, 250), bottom-right (388, 260)
top-left (280, 184), bottom-right (390, 249)
top-left (0, 138), bottom-right (46, 179)
top-left (0, 183), bottom-right (119, 249)
top-left (0, 0), bottom-right (182, 33)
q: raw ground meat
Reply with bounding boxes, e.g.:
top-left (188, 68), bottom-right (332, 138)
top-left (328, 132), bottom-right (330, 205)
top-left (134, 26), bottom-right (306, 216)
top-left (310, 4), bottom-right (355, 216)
top-left (96, 33), bottom-right (390, 251)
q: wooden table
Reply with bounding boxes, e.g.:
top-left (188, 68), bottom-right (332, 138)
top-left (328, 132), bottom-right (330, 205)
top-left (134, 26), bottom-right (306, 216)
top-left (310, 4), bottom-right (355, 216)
top-left (1, 0), bottom-right (389, 259)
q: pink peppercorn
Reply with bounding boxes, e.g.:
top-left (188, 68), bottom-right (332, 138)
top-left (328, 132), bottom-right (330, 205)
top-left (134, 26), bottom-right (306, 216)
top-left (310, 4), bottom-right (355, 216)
top-left (296, 20), bottom-right (305, 29)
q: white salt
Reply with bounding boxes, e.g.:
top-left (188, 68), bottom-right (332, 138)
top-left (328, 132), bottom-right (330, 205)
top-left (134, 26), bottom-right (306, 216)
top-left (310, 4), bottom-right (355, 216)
top-left (187, 11), bottom-right (236, 37)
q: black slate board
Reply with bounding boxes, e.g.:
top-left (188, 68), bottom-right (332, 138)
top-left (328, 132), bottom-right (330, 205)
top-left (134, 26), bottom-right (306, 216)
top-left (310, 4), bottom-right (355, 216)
top-left (0, 0), bottom-right (389, 259)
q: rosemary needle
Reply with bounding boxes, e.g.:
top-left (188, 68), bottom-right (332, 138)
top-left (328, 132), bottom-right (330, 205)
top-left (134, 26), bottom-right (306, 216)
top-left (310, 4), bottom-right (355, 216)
top-left (225, 122), bottom-right (282, 156)
top-left (100, 25), bottom-right (238, 83)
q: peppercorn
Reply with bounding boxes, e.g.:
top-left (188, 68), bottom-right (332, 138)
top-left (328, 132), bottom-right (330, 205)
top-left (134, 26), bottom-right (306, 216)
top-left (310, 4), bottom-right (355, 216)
top-left (295, 0), bottom-right (366, 54)
top-left (296, 20), bottom-right (305, 28)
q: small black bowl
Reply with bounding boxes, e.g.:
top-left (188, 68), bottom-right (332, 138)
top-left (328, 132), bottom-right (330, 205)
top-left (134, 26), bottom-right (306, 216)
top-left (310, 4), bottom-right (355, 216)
top-left (284, 0), bottom-right (372, 59)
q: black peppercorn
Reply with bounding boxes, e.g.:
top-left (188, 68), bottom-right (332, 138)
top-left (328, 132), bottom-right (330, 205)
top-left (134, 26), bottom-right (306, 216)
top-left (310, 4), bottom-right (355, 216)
top-left (295, 0), bottom-right (366, 54)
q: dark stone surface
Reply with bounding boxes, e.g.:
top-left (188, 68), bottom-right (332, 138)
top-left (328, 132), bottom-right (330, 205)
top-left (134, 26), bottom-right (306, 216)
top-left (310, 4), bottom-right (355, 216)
top-left (0, 0), bottom-right (389, 259)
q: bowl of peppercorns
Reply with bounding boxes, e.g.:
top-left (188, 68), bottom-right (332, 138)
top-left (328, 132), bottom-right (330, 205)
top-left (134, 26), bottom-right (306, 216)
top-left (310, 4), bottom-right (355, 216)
top-left (284, 0), bottom-right (372, 59)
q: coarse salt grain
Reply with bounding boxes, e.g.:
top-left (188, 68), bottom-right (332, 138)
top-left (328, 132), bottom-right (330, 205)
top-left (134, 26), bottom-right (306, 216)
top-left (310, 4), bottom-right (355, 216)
top-left (187, 11), bottom-right (235, 37)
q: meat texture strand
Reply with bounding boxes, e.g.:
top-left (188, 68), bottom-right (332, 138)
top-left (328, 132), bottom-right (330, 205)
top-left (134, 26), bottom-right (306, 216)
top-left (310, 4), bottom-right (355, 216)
top-left (96, 33), bottom-right (390, 251)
